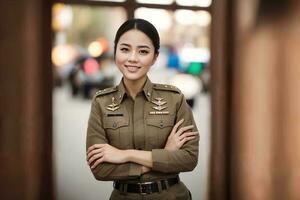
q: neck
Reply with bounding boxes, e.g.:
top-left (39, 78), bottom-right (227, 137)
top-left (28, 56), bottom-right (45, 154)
top-left (123, 76), bottom-right (147, 99)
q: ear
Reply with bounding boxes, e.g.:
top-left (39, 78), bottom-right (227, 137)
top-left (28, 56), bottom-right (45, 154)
top-left (152, 52), bottom-right (159, 65)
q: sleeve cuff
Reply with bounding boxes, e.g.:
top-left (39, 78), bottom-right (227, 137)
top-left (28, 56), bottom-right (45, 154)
top-left (152, 149), bottom-right (169, 172)
top-left (129, 163), bottom-right (142, 177)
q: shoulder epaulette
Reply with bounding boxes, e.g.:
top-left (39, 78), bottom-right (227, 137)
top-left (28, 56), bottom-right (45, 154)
top-left (95, 86), bottom-right (118, 97)
top-left (153, 84), bottom-right (181, 93)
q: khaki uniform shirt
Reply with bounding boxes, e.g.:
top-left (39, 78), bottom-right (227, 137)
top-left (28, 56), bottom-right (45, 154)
top-left (86, 77), bottom-right (199, 183)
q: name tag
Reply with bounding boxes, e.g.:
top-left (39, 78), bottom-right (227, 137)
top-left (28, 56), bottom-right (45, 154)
top-left (149, 111), bottom-right (169, 115)
top-left (106, 113), bottom-right (124, 117)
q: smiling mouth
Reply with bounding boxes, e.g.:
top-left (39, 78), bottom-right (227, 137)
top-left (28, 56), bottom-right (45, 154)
top-left (125, 65), bottom-right (141, 72)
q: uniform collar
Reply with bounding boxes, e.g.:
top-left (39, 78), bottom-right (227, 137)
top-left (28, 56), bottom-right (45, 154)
top-left (117, 77), bottom-right (153, 103)
top-left (142, 77), bottom-right (153, 102)
top-left (116, 79), bottom-right (127, 103)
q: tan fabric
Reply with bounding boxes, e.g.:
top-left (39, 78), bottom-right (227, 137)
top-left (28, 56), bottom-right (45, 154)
top-left (86, 77), bottom-right (199, 182)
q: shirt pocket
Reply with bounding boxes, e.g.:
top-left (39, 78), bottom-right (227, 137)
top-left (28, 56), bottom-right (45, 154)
top-left (146, 115), bottom-right (175, 148)
top-left (103, 117), bottom-right (130, 149)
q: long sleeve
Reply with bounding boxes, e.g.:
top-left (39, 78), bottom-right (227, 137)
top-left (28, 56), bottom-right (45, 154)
top-left (86, 96), bottom-right (142, 181)
top-left (151, 94), bottom-right (199, 173)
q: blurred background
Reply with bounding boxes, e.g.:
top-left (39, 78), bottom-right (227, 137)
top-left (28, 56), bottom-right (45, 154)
top-left (51, 1), bottom-right (211, 200)
top-left (1, 0), bottom-right (300, 199)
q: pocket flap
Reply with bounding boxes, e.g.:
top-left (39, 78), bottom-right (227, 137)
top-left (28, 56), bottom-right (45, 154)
top-left (146, 117), bottom-right (175, 128)
top-left (103, 119), bottom-right (129, 130)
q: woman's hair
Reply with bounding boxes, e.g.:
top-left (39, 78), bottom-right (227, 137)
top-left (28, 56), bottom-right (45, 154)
top-left (114, 18), bottom-right (160, 56)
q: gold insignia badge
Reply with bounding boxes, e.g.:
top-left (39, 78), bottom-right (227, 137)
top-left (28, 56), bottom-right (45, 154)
top-left (106, 97), bottom-right (120, 112)
top-left (151, 97), bottom-right (167, 110)
top-left (150, 97), bottom-right (169, 115)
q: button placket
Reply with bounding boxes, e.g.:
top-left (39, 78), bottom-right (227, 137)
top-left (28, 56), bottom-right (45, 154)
top-left (133, 94), bottom-right (145, 150)
top-left (160, 120), bottom-right (164, 128)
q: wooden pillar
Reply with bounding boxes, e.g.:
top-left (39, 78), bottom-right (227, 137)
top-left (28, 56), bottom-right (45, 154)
top-left (210, 0), bottom-right (234, 198)
top-left (210, 0), bottom-right (300, 199)
top-left (230, 0), bottom-right (300, 199)
top-left (0, 0), bottom-right (53, 199)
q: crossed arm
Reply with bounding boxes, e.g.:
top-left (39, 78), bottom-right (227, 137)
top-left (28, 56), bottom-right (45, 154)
top-left (86, 118), bottom-right (198, 173)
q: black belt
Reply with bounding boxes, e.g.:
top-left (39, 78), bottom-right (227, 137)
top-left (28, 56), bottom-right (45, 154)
top-left (113, 176), bottom-right (179, 194)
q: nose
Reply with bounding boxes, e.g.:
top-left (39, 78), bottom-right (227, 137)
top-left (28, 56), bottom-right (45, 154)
top-left (128, 51), bottom-right (138, 62)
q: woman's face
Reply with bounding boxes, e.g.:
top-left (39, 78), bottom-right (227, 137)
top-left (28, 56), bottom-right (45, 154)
top-left (115, 29), bottom-right (157, 82)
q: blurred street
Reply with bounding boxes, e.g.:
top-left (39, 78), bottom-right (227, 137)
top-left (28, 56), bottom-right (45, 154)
top-left (53, 81), bottom-right (211, 200)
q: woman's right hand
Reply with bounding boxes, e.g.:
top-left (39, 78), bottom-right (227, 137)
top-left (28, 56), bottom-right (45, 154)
top-left (164, 119), bottom-right (198, 151)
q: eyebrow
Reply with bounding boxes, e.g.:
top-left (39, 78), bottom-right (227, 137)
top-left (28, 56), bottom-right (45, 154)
top-left (119, 43), bottom-right (151, 49)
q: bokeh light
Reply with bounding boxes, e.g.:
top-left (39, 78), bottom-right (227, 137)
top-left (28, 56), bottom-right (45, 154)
top-left (52, 45), bottom-right (77, 67)
top-left (52, 3), bottom-right (73, 31)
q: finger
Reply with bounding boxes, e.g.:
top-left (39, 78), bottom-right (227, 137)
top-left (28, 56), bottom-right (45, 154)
top-left (87, 144), bottom-right (97, 153)
top-left (87, 144), bottom-right (104, 154)
top-left (179, 131), bottom-right (198, 141)
top-left (91, 157), bottom-right (104, 169)
top-left (171, 119), bottom-right (184, 135)
top-left (88, 152), bottom-right (104, 165)
top-left (86, 144), bottom-right (100, 154)
top-left (176, 125), bottom-right (194, 136)
top-left (87, 148), bottom-right (102, 161)
top-left (179, 136), bottom-right (196, 146)
top-left (89, 152), bottom-right (104, 165)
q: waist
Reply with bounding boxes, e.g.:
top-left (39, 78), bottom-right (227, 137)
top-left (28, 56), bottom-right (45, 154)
top-left (113, 176), bottom-right (180, 195)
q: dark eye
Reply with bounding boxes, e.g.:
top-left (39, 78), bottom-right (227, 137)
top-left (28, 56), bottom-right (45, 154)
top-left (120, 48), bottom-right (129, 52)
top-left (139, 49), bottom-right (149, 55)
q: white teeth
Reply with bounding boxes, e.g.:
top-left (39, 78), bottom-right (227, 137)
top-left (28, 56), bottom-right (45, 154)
top-left (126, 65), bottom-right (140, 72)
top-left (125, 65), bottom-right (140, 68)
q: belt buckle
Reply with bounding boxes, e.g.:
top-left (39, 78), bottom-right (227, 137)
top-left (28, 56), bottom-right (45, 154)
top-left (138, 182), bottom-right (152, 195)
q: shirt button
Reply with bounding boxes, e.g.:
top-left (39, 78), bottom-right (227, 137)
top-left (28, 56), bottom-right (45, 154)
top-left (113, 122), bottom-right (117, 128)
top-left (160, 120), bottom-right (164, 128)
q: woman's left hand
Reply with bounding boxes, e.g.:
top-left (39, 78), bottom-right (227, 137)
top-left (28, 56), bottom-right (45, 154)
top-left (165, 119), bottom-right (198, 151)
top-left (86, 144), bottom-right (127, 169)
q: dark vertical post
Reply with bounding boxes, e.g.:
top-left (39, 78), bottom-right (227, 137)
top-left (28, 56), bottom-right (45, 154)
top-left (0, 0), bottom-right (53, 199)
top-left (210, 0), bottom-right (234, 199)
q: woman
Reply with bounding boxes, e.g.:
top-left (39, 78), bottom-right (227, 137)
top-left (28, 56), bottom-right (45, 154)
top-left (86, 18), bottom-right (199, 200)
